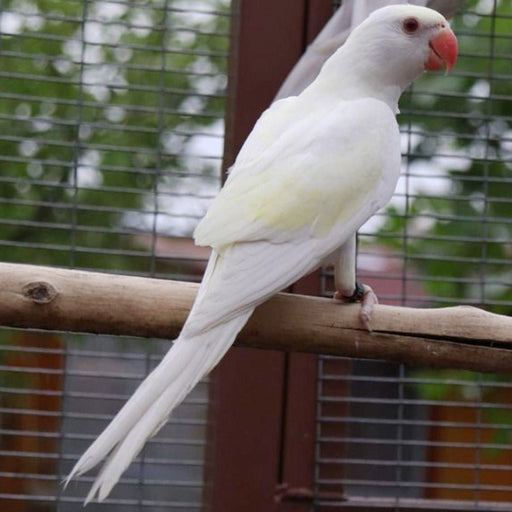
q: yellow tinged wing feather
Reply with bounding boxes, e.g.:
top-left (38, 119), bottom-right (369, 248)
top-left (243, 139), bottom-right (381, 235)
top-left (229, 96), bottom-right (298, 173)
top-left (194, 98), bottom-right (398, 250)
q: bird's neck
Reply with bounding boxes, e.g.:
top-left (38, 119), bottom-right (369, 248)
top-left (325, 79), bottom-right (402, 113)
top-left (302, 38), bottom-right (417, 114)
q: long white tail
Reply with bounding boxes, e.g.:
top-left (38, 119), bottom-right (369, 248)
top-left (65, 307), bottom-right (253, 503)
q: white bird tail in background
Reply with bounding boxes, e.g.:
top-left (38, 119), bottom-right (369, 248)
top-left (275, 0), bottom-right (464, 100)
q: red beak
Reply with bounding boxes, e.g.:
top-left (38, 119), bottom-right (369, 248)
top-left (424, 27), bottom-right (458, 74)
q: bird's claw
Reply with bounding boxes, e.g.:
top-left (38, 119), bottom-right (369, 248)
top-left (359, 284), bottom-right (378, 332)
top-left (334, 282), bottom-right (378, 332)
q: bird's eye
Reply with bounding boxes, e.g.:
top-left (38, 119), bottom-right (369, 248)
top-left (403, 17), bottom-right (419, 34)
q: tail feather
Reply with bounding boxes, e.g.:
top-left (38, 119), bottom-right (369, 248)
top-left (67, 308), bottom-right (253, 503)
top-left (64, 340), bottom-right (202, 484)
top-left (84, 364), bottom-right (201, 504)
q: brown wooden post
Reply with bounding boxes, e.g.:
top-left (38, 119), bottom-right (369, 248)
top-left (205, 1), bottom-right (334, 511)
top-left (274, 5), bottom-right (340, 510)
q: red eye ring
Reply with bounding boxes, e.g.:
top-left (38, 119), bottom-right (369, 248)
top-left (403, 17), bottom-right (419, 34)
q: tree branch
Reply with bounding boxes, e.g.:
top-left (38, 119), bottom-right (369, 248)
top-left (1, 262), bottom-right (512, 373)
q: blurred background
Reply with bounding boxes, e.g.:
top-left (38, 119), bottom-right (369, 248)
top-left (0, 0), bottom-right (511, 510)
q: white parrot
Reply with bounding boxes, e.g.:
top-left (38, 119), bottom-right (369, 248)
top-left (275, 0), bottom-right (465, 99)
top-left (66, 5), bottom-right (458, 503)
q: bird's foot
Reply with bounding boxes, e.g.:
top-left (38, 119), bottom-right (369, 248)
top-left (334, 282), bottom-right (378, 332)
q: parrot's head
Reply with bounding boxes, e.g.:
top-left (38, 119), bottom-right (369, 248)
top-left (340, 5), bottom-right (458, 94)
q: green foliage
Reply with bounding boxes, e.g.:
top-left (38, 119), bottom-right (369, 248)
top-left (376, 0), bottom-right (512, 314)
top-left (373, 0), bottom-right (512, 410)
top-left (0, 0), bottom-right (229, 273)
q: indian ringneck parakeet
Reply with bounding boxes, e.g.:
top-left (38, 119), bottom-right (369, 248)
top-left (66, 5), bottom-right (458, 502)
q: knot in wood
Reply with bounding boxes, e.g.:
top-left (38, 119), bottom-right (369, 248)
top-left (23, 281), bottom-right (58, 304)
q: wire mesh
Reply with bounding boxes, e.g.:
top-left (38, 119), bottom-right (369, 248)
top-left (2, 0), bottom-right (512, 511)
top-left (0, 0), bottom-right (229, 276)
top-left (316, 1), bottom-right (512, 510)
top-left (0, 0), bottom-right (230, 509)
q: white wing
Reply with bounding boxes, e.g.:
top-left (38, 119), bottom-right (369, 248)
top-left (188, 97), bottom-right (401, 334)
top-left (195, 97), bottom-right (400, 251)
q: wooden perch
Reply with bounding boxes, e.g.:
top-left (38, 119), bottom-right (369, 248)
top-left (1, 262), bottom-right (512, 373)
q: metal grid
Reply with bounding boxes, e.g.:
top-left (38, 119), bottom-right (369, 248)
top-left (0, 0), bottom-right (229, 275)
top-left (316, 0), bottom-right (512, 509)
top-left (0, 0), bottom-right (230, 509)
top-left (2, 0), bottom-right (512, 511)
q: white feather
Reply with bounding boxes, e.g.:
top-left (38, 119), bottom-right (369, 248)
top-left (82, 309), bottom-right (253, 503)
